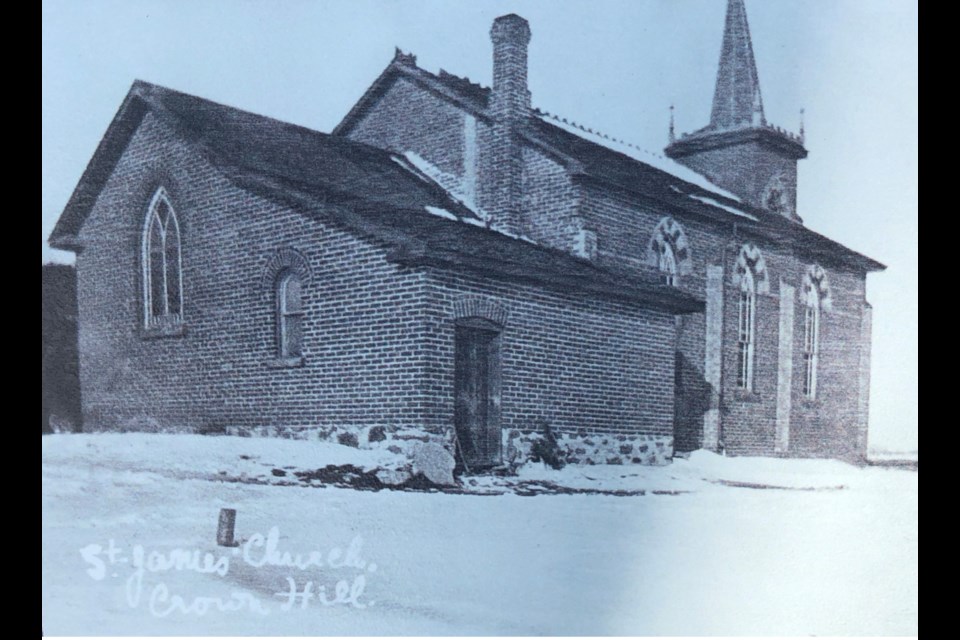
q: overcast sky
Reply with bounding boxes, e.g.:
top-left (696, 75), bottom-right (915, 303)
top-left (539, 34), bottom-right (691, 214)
top-left (41, 0), bottom-right (918, 451)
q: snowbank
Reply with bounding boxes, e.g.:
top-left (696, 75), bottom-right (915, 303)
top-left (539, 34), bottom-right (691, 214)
top-left (41, 434), bottom-right (918, 636)
top-left (42, 434), bottom-right (909, 496)
top-left (41, 433), bottom-right (407, 485)
top-left (868, 449), bottom-right (919, 462)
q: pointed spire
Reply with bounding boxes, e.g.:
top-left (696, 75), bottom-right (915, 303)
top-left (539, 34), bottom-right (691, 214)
top-left (710, 0), bottom-right (765, 130)
top-left (799, 108), bottom-right (805, 142)
top-left (669, 104), bottom-right (676, 143)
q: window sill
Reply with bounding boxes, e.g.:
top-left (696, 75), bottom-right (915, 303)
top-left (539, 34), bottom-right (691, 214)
top-left (264, 356), bottom-right (305, 369)
top-left (140, 321), bottom-right (187, 340)
top-left (733, 389), bottom-right (761, 403)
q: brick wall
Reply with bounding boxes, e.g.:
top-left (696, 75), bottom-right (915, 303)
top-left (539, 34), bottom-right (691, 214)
top-left (580, 184), bottom-right (870, 459)
top-left (75, 110), bottom-right (679, 460)
top-left (718, 272), bottom-right (780, 454)
top-left (347, 76), bottom-right (468, 180)
top-left (421, 268), bottom-right (677, 439)
top-left (673, 142), bottom-right (799, 216)
top-left (521, 147), bottom-right (581, 251)
top-left (76, 112), bottom-right (434, 434)
top-left (786, 266), bottom-right (868, 460)
top-left (583, 185), bottom-right (719, 451)
top-left (581, 184), bottom-right (728, 285)
top-left (709, 244), bottom-right (868, 459)
top-left (345, 74), bottom-right (583, 253)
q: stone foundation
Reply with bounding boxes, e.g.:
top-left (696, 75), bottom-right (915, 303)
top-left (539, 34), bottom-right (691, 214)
top-left (221, 424), bottom-right (673, 467)
top-left (224, 423), bottom-right (454, 455)
top-left (503, 429), bottom-right (673, 466)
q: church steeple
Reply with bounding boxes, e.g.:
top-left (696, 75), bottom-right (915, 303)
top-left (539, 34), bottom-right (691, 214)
top-left (711, 0), bottom-right (765, 130)
top-left (664, 0), bottom-right (807, 222)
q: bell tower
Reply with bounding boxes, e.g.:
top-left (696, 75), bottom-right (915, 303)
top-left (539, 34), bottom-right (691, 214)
top-left (665, 0), bottom-right (807, 221)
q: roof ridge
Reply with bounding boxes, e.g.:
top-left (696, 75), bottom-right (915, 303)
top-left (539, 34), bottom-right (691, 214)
top-left (389, 51), bottom-right (491, 107)
top-left (437, 68), bottom-right (489, 94)
top-left (533, 108), bottom-right (676, 166)
top-left (136, 80), bottom-right (419, 167)
top-left (135, 80), bottom-right (324, 135)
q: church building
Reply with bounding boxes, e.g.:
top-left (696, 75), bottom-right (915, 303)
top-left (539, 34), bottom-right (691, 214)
top-left (48, 1), bottom-right (883, 466)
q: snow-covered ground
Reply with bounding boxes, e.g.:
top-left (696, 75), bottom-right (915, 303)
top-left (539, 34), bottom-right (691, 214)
top-left (42, 434), bottom-right (918, 636)
top-left (868, 448), bottom-right (920, 463)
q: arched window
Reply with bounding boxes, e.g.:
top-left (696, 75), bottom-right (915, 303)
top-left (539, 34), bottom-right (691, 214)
top-left (647, 217), bottom-right (691, 286)
top-left (801, 265), bottom-right (830, 399)
top-left (658, 242), bottom-right (678, 286)
top-left (141, 188), bottom-right (183, 327)
top-left (733, 244), bottom-right (768, 392)
top-left (276, 270), bottom-right (304, 359)
top-left (802, 287), bottom-right (820, 398)
top-left (736, 268), bottom-right (756, 391)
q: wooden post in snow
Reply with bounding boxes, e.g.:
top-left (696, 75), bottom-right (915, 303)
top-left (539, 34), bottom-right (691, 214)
top-left (217, 508), bottom-right (238, 547)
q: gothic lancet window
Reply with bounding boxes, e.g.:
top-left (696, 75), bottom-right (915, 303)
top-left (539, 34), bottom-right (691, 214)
top-left (733, 244), bottom-right (769, 392)
top-left (141, 188), bottom-right (183, 328)
top-left (762, 175), bottom-right (789, 215)
top-left (801, 265), bottom-right (830, 399)
top-left (658, 242), bottom-right (678, 286)
top-left (736, 269), bottom-right (756, 390)
top-left (648, 217), bottom-right (690, 286)
top-left (802, 291), bottom-right (820, 398)
top-left (276, 271), bottom-right (304, 359)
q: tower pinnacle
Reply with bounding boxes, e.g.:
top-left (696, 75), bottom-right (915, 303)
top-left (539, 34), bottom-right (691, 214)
top-left (664, 0), bottom-right (807, 221)
top-left (669, 104), bottom-right (676, 143)
top-left (710, 0), bottom-right (765, 130)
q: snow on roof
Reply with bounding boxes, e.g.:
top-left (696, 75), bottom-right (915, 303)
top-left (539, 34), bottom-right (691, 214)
top-left (398, 152), bottom-right (487, 220)
top-left (390, 154), bottom-right (432, 184)
top-left (688, 194), bottom-right (757, 221)
top-left (424, 205), bottom-right (458, 221)
top-left (396, 152), bottom-right (538, 245)
top-left (534, 111), bottom-right (743, 203)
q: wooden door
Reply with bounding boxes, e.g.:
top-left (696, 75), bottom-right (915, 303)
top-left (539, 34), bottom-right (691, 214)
top-left (454, 322), bottom-right (502, 470)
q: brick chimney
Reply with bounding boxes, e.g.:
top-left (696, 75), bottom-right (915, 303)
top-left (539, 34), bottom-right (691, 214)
top-left (481, 14), bottom-right (531, 235)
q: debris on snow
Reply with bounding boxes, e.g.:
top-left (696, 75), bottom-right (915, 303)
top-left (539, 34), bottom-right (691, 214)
top-left (41, 433), bottom-right (918, 636)
top-left (411, 441), bottom-right (457, 486)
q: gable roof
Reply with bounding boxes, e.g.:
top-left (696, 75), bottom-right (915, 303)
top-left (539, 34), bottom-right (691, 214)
top-left (333, 50), bottom-right (492, 138)
top-left (335, 55), bottom-right (884, 273)
top-left (48, 79), bottom-right (479, 246)
top-left (48, 81), bottom-right (702, 314)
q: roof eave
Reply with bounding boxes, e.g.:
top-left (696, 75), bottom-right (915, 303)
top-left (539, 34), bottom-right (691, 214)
top-left (228, 162), bottom-right (704, 314)
top-left (567, 169), bottom-right (885, 272)
top-left (47, 234), bottom-right (85, 253)
top-left (665, 126), bottom-right (808, 161)
top-left (389, 248), bottom-right (704, 314)
top-left (570, 172), bottom-right (751, 230)
top-left (794, 230), bottom-right (886, 272)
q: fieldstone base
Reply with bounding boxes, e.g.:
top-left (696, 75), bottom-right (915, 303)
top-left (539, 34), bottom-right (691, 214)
top-left (503, 429), bottom-right (673, 467)
top-left (224, 423), bottom-right (454, 456)
top-left (222, 425), bottom-right (672, 469)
